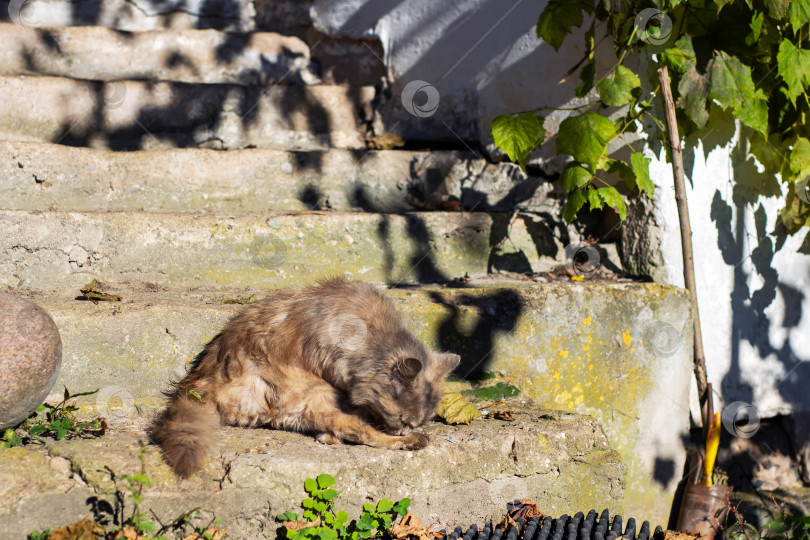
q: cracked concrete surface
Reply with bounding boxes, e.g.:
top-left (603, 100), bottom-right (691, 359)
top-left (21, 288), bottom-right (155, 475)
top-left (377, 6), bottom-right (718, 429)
top-left (0, 404), bottom-right (625, 538)
top-left (0, 76), bottom-right (373, 150)
top-left (0, 141), bottom-right (559, 214)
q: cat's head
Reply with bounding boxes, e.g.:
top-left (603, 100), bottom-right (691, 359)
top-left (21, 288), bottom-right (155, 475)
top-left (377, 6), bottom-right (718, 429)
top-left (351, 344), bottom-right (460, 435)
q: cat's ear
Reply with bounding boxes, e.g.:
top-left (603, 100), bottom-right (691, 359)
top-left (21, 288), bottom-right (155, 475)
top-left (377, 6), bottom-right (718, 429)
top-left (436, 353), bottom-right (460, 376)
top-left (395, 357), bottom-right (423, 380)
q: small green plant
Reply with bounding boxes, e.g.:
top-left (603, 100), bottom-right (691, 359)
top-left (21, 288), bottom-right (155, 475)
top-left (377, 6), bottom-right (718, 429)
top-left (277, 474), bottom-right (410, 540)
top-left (1, 387), bottom-right (106, 448)
top-left (723, 497), bottom-right (810, 540)
top-left (27, 530), bottom-right (50, 540)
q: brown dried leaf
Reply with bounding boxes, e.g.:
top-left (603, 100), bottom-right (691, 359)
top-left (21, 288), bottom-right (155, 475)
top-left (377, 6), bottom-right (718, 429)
top-left (653, 532), bottom-right (700, 540)
top-left (492, 410), bottom-right (515, 421)
top-left (182, 527), bottom-right (227, 540)
top-left (112, 527), bottom-right (143, 540)
top-left (392, 513), bottom-right (434, 540)
top-left (46, 517), bottom-right (105, 540)
top-left (497, 512), bottom-right (517, 532)
top-left (368, 132), bottom-right (405, 150)
top-left (80, 279), bottom-right (122, 303)
top-left (508, 499), bottom-right (545, 521)
top-left (284, 518), bottom-right (322, 532)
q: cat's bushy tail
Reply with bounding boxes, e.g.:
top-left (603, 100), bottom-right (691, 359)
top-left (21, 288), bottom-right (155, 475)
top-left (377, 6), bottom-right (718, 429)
top-left (149, 396), bottom-right (220, 477)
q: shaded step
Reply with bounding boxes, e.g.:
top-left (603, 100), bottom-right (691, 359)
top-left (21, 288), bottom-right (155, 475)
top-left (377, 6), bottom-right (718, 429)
top-left (0, 209), bottom-right (563, 289)
top-left (0, 75), bottom-right (374, 150)
top-left (0, 0), bottom-right (255, 32)
top-left (0, 141), bottom-right (558, 213)
top-left (0, 22), bottom-right (320, 85)
top-left (0, 407), bottom-right (625, 538)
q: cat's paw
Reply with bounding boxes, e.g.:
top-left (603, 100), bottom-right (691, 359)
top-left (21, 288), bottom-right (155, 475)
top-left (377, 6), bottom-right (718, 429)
top-left (393, 431), bottom-right (429, 450)
top-left (316, 432), bottom-right (340, 445)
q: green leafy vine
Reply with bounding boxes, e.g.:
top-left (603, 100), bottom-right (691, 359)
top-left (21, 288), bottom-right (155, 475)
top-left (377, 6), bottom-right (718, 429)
top-left (491, 0), bottom-right (810, 250)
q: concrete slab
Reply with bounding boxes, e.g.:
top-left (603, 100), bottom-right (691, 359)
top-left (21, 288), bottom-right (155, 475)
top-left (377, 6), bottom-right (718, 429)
top-left (0, 210), bottom-right (564, 289)
top-left (0, 406), bottom-right (625, 539)
top-left (4, 280), bottom-right (691, 526)
top-left (0, 75), bottom-right (373, 150)
top-left (0, 23), bottom-right (320, 85)
top-left (0, 141), bottom-right (558, 214)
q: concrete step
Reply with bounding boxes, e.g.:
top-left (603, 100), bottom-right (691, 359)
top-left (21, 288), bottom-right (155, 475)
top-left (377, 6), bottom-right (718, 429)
top-left (0, 141), bottom-right (558, 214)
top-left (1, 0), bottom-right (256, 32)
top-left (0, 75), bottom-right (374, 150)
top-left (0, 23), bottom-right (320, 85)
top-left (0, 406), bottom-right (626, 539)
top-left (0, 209), bottom-right (568, 289)
top-left (6, 280), bottom-right (690, 526)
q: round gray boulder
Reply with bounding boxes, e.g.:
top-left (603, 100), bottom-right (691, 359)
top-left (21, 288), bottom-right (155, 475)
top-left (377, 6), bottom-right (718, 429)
top-left (0, 293), bottom-right (62, 430)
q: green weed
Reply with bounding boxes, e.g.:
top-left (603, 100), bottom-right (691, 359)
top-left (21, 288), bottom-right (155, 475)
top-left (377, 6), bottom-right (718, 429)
top-left (277, 474), bottom-right (409, 540)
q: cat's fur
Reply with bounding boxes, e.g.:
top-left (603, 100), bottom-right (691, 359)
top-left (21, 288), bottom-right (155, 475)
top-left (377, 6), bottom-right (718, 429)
top-left (150, 278), bottom-right (460, 477)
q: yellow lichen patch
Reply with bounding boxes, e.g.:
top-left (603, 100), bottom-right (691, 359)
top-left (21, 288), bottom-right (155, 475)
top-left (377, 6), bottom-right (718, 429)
top-left (559, 350), bottom-right (569, 357)
top-left (622, 328), bottom-right (632, 347)
top-left (582, 315), bottom-right (593, 326)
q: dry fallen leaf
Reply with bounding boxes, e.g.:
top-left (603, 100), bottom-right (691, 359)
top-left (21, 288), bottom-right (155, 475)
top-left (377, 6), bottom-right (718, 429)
top-left (183, 527), bottom-right (227, 540)
top-left (507, 499), bottom-right (546, 521)
top-left (392, 512), bottom-right (438, 540)
top-left (367, 132), bottom-right (405, 150)
top-left (113, 527), bottom-right (144, 540)
top-left (284, 518), bottom-right (322, 532)
top-left (492, 410), bottom-right (515, 421)
top-left (435, 392), bottom-right (480, 425)
top-left (497, 512), bottom-right (518, 532)
top-left (80, 279), bottom-right (122, 303)
top-left (46, 517), bottom-right (105, 540)
top-left (222, 294), bottom-right (257, 305)
top-left (653, 531), bottom-right (700, 540)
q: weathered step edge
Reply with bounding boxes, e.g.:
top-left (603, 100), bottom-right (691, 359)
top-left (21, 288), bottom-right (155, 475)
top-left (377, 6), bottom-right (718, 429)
top-left (0, 75), bottom-right (374, 150)
top-left (0, 22), bottom-right (321, 85)
top-left (15, 280), bottom-right (690, 528)
top-left (0, 411), bottom-right (626, 539)
top-left (0, 141), bottom-right (559, 214)
top-left (0, 210), bottom-right (570, 289)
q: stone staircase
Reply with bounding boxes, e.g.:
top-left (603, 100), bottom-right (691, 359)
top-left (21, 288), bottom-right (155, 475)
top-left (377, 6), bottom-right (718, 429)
top-left (0, 3), bottom-right (692, 537)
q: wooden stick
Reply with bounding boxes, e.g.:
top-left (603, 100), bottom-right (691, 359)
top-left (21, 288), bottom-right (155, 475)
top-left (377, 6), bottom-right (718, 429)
top-left (656, 67), bottom-right (710, 430)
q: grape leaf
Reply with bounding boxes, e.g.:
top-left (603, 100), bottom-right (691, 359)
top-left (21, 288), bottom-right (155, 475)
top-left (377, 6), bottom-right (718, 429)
top-left (708, 51), bottom-right (768, 135)
top-left (596, 186), bottom-right (627, 220)
top-left (562, 189), bottom-right (588, 224)
top-left (749, 133), bottom-right (785, 171)
top-left (576, 62), bottom-right (595, 98)
top-left (587, 187), bottom-right (604, 210)
top-left (556, 111), bottom-right (617, 172)
top-left (777, 40), bottom-right (810, 105)
top-left (490, 113), bottom-right (544, 169)
top-left (788, 0), bottom-right (810, 28)
top-left (660, 35), bottom-right (696, 73)
top-left (631, 152), bottom-right (654, 197)
top-left (606, 159), bottom-right (636, 190)
top-left (790, 137), bottom-right (810, 174)
top-left (596, 65), bottom-right (641, 106)
top-left (764, 0), bottom-right (790, 20)
top-left (560, 163), bottom-right (593, 192)
top-left (747, 11), bottom-right (764, 46)
top-left (536, 1), bottom-right (592, 51)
